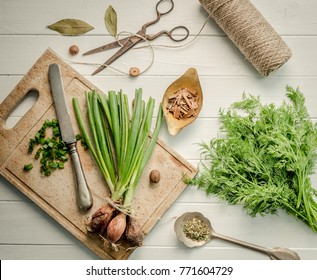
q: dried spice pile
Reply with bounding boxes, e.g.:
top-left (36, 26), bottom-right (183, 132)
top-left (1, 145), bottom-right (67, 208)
top-left (183, 217), bottom-right (210, 241)
top-left (166, 88), bottom-right (199, 119)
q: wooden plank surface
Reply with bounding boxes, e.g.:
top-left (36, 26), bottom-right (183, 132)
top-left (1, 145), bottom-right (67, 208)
top-left (1, 0), bottom-right (317, 260)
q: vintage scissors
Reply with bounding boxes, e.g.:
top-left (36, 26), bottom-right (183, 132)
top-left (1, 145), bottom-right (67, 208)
top-left (83, 0), bottom-right (190, 75)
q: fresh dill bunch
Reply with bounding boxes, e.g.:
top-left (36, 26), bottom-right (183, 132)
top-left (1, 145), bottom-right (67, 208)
top-left (190, 86), bottom-right (317, 232)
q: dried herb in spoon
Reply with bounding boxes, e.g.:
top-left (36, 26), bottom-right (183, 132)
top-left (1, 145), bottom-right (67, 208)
top-left (183, 217), bottom-right (210, 241)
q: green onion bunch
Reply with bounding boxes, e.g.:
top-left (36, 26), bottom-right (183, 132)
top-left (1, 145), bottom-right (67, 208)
top-left (73, 88), bottom-right (163, 208)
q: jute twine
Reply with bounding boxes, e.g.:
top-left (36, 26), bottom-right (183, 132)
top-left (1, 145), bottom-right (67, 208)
top-left (199, 0), bottom-right (292, 76)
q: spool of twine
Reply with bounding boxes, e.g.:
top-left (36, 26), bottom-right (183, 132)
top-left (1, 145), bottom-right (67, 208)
top-left (199, 0), bottom-right (292, 76)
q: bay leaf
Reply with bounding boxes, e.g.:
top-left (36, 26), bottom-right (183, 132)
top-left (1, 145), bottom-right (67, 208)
top-left (47, 19), bottom-right (94, 36)
top-left (104, 5), bottom-right (117, 37)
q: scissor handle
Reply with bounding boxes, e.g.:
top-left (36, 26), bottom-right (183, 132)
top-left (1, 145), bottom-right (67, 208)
top-left (142, 0), bottom-right (175, 30)
top-left (148, 26), bottom-right (190, 42)
top-left (156, 0), bottom-right (174, 16)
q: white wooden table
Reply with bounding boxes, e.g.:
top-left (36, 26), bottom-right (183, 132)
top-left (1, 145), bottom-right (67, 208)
top-left (1, 0), bottom-right (317, 260)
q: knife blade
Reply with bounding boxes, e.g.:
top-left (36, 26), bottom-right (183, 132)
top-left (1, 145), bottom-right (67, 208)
top-left (48, 63), bottom-right (93, 211)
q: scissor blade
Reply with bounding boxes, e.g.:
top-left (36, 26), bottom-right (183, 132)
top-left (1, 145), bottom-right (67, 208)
top-left (83, 37), bottom-right (131, 56)
top-left (91, 36), bottom-right (142, 75)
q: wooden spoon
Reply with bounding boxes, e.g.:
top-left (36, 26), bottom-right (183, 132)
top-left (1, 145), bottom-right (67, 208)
top-left (162, 68), bottom-right (203, 135)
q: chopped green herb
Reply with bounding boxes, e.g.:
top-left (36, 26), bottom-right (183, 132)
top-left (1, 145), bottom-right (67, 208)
top-left (35, 148), bottom-right (42, 159)
top-left (28, 139), bottom-right (36, 153)
top-left (75, 133), bottom-right (88, 150)
top-left (53, 127), bottom-right (60, 136)
top-left (23, 163), bottom-right (33, 171)
top-left (49, 162), bottom-right (59, 169)
top-left (26, 119), bottom-right (69, 176)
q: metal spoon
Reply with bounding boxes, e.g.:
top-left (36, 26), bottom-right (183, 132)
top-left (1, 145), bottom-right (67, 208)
top-left (174, 212), bottom-right (300, 260)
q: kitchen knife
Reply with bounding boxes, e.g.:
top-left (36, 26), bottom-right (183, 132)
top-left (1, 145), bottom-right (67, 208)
top-left (48, 63), bottom-right (93, 211)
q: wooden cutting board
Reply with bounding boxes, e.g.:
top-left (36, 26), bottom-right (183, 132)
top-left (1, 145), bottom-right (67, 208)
top-left (0, 49), bottom-right (197, 259)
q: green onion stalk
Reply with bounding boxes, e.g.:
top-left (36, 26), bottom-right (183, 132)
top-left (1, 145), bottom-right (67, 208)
top-left (72, 89), bottom-right (163, 246)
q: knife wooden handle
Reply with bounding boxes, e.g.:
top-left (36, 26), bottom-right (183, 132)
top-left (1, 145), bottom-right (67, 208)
top-left (68, 143), bottom-right (93, 211)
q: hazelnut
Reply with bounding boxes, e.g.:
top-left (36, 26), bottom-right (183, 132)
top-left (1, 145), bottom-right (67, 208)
top-left (69, 45), bottom-right (79, 55)
top-left (149, 170), bottom-right (161, 183)
top-left (129, 67), bottom-right (140, 77)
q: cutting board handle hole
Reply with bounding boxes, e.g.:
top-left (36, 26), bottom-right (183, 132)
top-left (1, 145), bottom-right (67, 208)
top-left (5, 89), bottom-right (39, 129)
